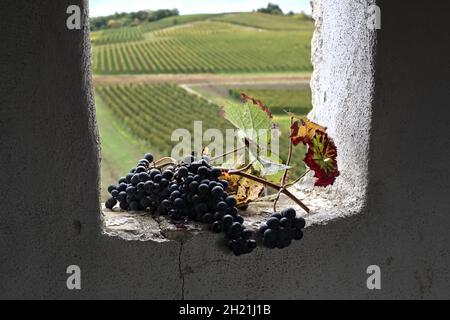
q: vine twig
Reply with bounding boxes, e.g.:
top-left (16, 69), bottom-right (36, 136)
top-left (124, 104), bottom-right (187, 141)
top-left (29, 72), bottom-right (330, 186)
top-left (273, 115), bottom-right (294, 212)
top-left (210, 145), bottom-right (246, 162)
top-left (225, 169), bottom-right (310, 214)
top-left (151, 157), bottom-right (178, 169)
top-left (285, 169), bottom-right (311, 189)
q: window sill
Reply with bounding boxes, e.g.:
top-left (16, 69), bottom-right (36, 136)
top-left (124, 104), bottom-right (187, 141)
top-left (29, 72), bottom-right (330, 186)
top-left (101, 178), bottom-right (364, 243)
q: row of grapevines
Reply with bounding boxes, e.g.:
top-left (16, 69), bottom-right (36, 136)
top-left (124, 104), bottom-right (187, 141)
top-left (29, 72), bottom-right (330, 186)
top-left (95, 83), bottom-right (232, 155)
top-left (92, 27), bottom-right (144, 45)
top-left (92, 26), bottom-right (312, 74)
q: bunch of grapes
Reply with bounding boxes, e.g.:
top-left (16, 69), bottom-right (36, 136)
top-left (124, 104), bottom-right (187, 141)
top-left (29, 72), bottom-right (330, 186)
top-left (258, 208), bottom-right (306, 249)
top-left (105, 153), bottom-right (257, 256)
top-left (105, 153), bottom-right (306, 255)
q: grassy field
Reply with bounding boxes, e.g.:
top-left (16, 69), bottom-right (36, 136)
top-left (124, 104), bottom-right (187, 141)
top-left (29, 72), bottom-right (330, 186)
top-left (213, 12), bottom-right (311, 30)
top-left (92, 13), bottom-right (314, 74)
top-left (229, 87), bottom-right (312, 115)
top-left (95, 94), bottom-right (156, 199)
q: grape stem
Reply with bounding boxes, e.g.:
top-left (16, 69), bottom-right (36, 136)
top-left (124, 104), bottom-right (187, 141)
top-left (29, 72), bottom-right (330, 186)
top-left (285, 169), bottom-right (311, 189)
top-left (225, 169), bottom-right (310, 214)
top-left (210, 145), bottom-right (246, 162)
top-left (152, 157), bottom-right (178, 169)
top-left (273, 115), bottom-right (295, 212)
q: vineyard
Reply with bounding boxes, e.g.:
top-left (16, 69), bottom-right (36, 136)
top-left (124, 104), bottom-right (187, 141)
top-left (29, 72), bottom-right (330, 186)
top-left (91, 13), bottom-right (314, 75)
top-left (95, 83), bottom-right (232, 156)
top-left (96, 82), bottom-right (312, 198)
top-left (93, 12), bottom-right (315, 198)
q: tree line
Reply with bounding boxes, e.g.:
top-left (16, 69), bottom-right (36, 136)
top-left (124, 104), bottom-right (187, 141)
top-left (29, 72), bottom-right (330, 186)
top-left (90, 9), bottom-right (179, 31)
top-left (90, 4), bottom-right (312, 32)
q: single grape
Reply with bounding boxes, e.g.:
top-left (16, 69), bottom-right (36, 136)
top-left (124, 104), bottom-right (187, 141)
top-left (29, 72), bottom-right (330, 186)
top-left (211, 168), bottom-right (222, 178)
top-left (126, 186), bottom-right (137, 197)
top-left (144, 153), bottom-right (154, 163)
top-left (271, 213), bottom-right (283, 220)
top-left (222, 215), bottom-right (234, 229)
top-left (266, 217), bottom-right (280, 230)
top-left (135, 166), bottom-right (147, 174)
top-left (281, 208), bottom-right (297, 221)
top-left (293, 229), bottom-right (304, 241)
top-left (162, 170), bottom-right (174, 180)
top-left (117, 191), bottom-right (127, 203)
top-left (211, 186), bottom-right (224, 199)
top-left (160, 178), bottom-right (169, 188)
top-left (126, 173), bottom-right (134, 184)
top-left (212, 221), bottom-right (223, 233)
top-left (263, 229), bottom-right (277, 243)
top-left (197, 166), bottom-right (208, 177)
top-left (294, 217), bottom-right (306, 230)
top-left (259, 223), bottom-right (269, 235)
top-left (138, 172), bottom-right (150, 182)
top-left (198, 184), bottom-right (209, 195)
top-left (107, 185), bottom-right (117, 194)
top-left (219, 180), bottom-right (229, 190)
top-left (216, 201), bottom-right (228, 213)
top-left (149, 169), bottom-right (161, 180)
top-left (111, 190), bottom-right (119, 198)
top-left (213, 211), bottom-right (224, 221)
top-left (177, 167), bottom-right (189, 178)
top-left (225, 196), bottom-right (237, 207)
top-left (280, 217), bottom-right (292, 228)
top-left (174, 198), bottom-right (185, 209)
top-left (189, 181), bottom-right (199, 192)
top-left (105, 198), bottom-right (117, 210)
top-left (138, 159), bottom-right (150, 167)
top-left (119, 201), bottom-right (129, 210)
top-left (131, 174), bottom-right (140, 185)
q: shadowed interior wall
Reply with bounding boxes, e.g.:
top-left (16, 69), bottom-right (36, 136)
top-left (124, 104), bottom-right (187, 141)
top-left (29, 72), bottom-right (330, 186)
top-left (0, 0), bottom-right (102, 298)
top-left (0, 0), bottom-right (448, 299)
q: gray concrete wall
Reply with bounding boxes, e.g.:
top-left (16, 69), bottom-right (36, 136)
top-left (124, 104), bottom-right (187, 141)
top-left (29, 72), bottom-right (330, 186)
top-left (0, 0), bottom-right (449, 299)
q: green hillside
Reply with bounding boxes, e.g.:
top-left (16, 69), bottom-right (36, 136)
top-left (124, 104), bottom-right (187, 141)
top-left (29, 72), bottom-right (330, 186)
top-left (95, 83), bottom-right (232, 155)
top-left (213, 12), bottom-right (312, 30)
top-left (91, 13), bottom-right (314, 75)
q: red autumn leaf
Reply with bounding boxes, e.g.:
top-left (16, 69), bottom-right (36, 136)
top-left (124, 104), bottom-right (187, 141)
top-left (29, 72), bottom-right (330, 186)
top-left (304, 131), bottom-right (340, 187)
top-left (241, 93), bottom-right (273, 119)
top-left (290, 118), bottom-right (327, 146)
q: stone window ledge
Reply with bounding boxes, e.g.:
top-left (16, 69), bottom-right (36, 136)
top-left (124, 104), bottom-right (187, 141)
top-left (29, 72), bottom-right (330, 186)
top-left (102, 178), bottom-right (364, 244)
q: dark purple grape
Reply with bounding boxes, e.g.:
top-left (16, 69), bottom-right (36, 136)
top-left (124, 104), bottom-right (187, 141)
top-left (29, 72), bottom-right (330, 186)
top-left (144, 153), bottom-right (154, 163)
top-left (105, 198), bottom-right (117, 210)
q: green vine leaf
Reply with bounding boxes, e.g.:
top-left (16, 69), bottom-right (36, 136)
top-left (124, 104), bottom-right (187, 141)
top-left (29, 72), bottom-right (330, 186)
top-left (222, 97), bottom-right (287, 179)
top-left (222, 100), bottom-right (273, 145)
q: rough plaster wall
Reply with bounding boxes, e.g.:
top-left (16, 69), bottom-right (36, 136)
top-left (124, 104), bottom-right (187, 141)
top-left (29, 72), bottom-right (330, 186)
top-left (0, 0), bottom-right (184, 300)
top-left (366, 0), bottom-right (450, 299)
top-left (0, 0), bottom-right (100, 298)
top-left (309, 0), bottom-right (376, 208)
top-left (0, 0), bottom-right (449, 300)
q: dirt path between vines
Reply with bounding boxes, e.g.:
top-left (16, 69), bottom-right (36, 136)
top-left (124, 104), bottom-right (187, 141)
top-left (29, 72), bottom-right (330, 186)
top-left (93, 73), bottom-right (311, 86)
